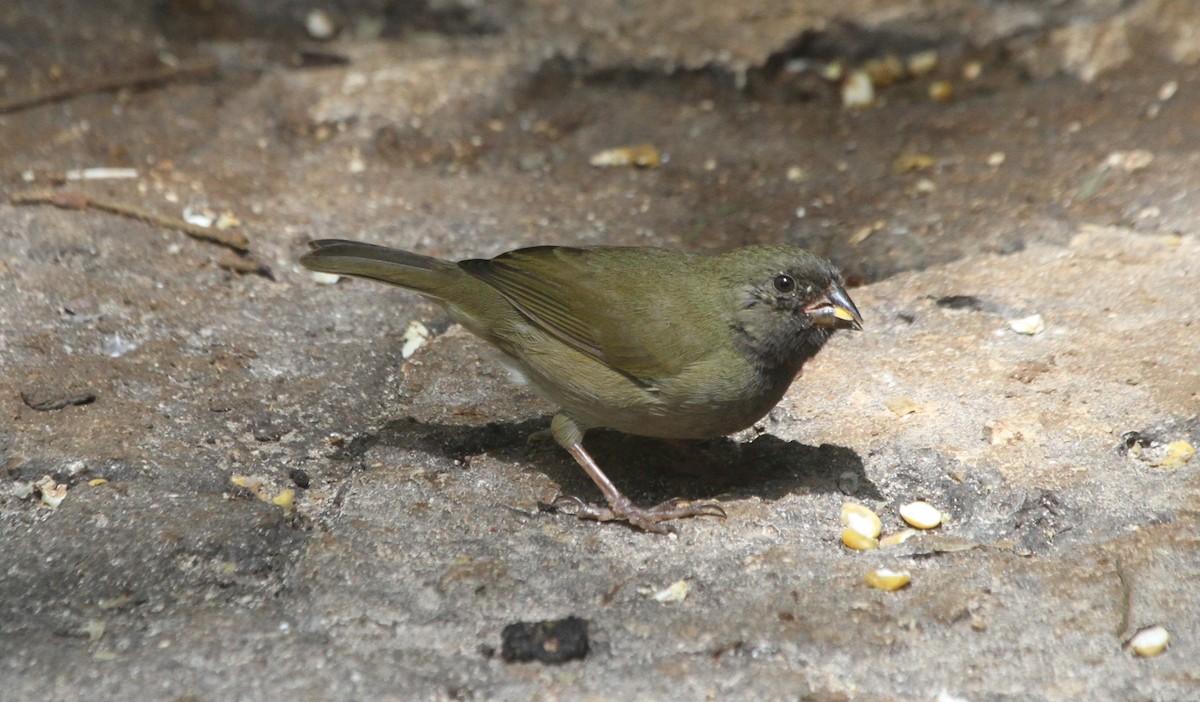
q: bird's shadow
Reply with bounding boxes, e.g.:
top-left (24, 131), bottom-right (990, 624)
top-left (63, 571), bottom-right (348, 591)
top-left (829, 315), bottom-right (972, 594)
top-left (341, 415), bottom-right (878, 507)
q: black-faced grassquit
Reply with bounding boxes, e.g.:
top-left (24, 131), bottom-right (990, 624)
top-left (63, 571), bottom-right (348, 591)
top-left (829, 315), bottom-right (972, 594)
top-left (301, 240), bottom-right (862, 533)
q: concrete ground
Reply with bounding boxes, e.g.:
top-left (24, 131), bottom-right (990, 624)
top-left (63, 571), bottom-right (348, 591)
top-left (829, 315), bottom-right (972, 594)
top-left (1, 1), bottom-right (1197, 700)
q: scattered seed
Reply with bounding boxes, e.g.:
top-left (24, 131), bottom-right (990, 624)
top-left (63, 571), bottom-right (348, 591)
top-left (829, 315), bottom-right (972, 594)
top-left (880, 529), bottom-right (918, 547)
top-left (900, 501), bottom-right (943, 529)
top-left (842, 526), bottom-right (879, 551)
top-left (310, 271), bottom-right (341, 285)
top-left (929, 80), bottom-right (953, 102)
top-left (1157, 80), bottom-right (1178, 102)
top-left (272, 489), bottom-right (295, 512)
top-left (1009, 314), bottom-right (1045, 336)
top-left (841, 70), bottom-right (874, 109)
top-left (65, 167), bottom-right (138, 181)
top-left (401, 320), bottom-right (431, 359)
top-left (1129, 625), bottom-right (1170, 657)
top-left (893, 152), bottom-right (935, 173)
top-left (841, 502), bottom-right (882, 539)
top-left (1152, 441), bottom-right (1195, 469)
top-left (848, 225), bottom-right (875, 246)
top-left (87, 478), bottom-right (109, 487)
top-left (962, 61), bottom-right (983, 80)
top-left (651, 580), bottom-right (690, 604)
top-left (865, 568), bottom-right (912, 591)
top-left (306, 9), bottom-right (338, 40)
top-left (886, 397), bottom-right (921, 418)
top-left (863, 55), bottom-right (906, 87)
top-left (589, 144), bottom-right (661, 168)
top-left (35, 475), bottom-right (67, 509)
top-left (1105, 150), bottom-right (1154, 172)
top-left (987, 152), bottom-right (1006, 167)
top-left (907, 51), bottom-right (938, 77)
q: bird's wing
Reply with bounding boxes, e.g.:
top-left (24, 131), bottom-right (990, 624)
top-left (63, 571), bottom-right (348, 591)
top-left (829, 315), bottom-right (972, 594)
top-left (458, 247), bottom-right (704, 380)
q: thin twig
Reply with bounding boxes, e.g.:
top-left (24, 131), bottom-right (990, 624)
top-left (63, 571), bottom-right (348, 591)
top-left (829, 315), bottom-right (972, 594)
top-left (0, 59), bottom-right (218, 115)
top-left (10, 189), bottom-right (250, 253)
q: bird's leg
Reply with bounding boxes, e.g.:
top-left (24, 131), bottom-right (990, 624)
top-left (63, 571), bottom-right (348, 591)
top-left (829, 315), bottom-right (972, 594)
top-left (548, 413), bottom-right (726, 534)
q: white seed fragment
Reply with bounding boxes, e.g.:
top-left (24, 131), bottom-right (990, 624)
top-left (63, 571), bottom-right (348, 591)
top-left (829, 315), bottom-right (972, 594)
top-left (652, 579), bottom-right (690, 603)
top-left (841, 70), bottom-right (874, 109)
top-left (841, 526), bottom-right (879, 551)
top-left (906, 50), bottom-right (938, 77)
top-left (1129, 625), bottom-right (1170, 657)
top-left (65, 167), bottom-right (139, 181)
top-left (840, 502), bottom-right (882, 539)
top-left (899, 501), bottom-right (943, 530)
top-left (35, 476), bottom-right (68, 509)
top-left (306, 9), bottom-right (338, 40)
top-left (865, 568), bottom-right (912, 591)
top-left (1104, 150), bottom-right (1154, 172)
top-left (1157, 80), bottom-right (1178, 102)
top-left (589, 144), bottom-right (661, 168)
top-left (401, 320), bottom-right (431, 359)
top-left (310, 271), bottom-right (341, 286)
top-left (1009, 314), bottom-right (1045, 336)
top-left (182, 206), bottom-right (216, 228)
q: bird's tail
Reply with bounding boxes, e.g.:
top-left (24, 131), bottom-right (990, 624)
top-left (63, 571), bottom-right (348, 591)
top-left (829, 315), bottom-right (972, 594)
top-left (300, 239), bottom-right (461, 298)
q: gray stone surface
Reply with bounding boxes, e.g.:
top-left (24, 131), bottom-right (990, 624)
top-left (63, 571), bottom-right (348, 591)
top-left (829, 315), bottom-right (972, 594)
top-left (1, 1), bottom-right (1198, 700)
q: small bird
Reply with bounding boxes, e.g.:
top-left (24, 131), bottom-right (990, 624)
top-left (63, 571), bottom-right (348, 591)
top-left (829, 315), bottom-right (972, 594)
top-left (300, 240), bottom-right (862, 533)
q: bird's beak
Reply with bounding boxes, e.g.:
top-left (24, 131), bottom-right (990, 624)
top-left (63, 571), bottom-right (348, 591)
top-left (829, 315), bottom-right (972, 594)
top-left (806, 282), bottom-right (863, 331)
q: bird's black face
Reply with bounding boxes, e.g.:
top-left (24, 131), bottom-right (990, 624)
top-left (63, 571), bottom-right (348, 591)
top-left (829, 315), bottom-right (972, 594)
top-left (731, 251), bottom-right (863, 371)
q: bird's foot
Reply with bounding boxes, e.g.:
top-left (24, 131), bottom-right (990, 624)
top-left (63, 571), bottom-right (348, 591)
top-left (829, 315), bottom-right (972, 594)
top-left (552, 494), bottom-right (726, 534)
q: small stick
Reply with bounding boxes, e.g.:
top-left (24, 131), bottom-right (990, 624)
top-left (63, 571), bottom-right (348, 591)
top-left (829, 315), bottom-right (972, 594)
top-left (0, 59), bottom-right (218, 115)
top-left (10, 189), bottom-right (250, 253)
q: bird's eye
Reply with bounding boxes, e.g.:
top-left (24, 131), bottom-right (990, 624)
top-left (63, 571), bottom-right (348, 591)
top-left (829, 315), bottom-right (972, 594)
top-left (773, 274), bottom-right (795, 294)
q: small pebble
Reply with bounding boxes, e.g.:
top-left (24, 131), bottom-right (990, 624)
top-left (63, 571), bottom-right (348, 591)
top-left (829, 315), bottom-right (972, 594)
top-left (899, 501), bottom-right (943, 530)
top-left (501, 617), bottom-right (589, 664)
top-left (1129, 625), bottom-right (1170, 657)
top-left (289, 468), bottom-right (311, 489)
